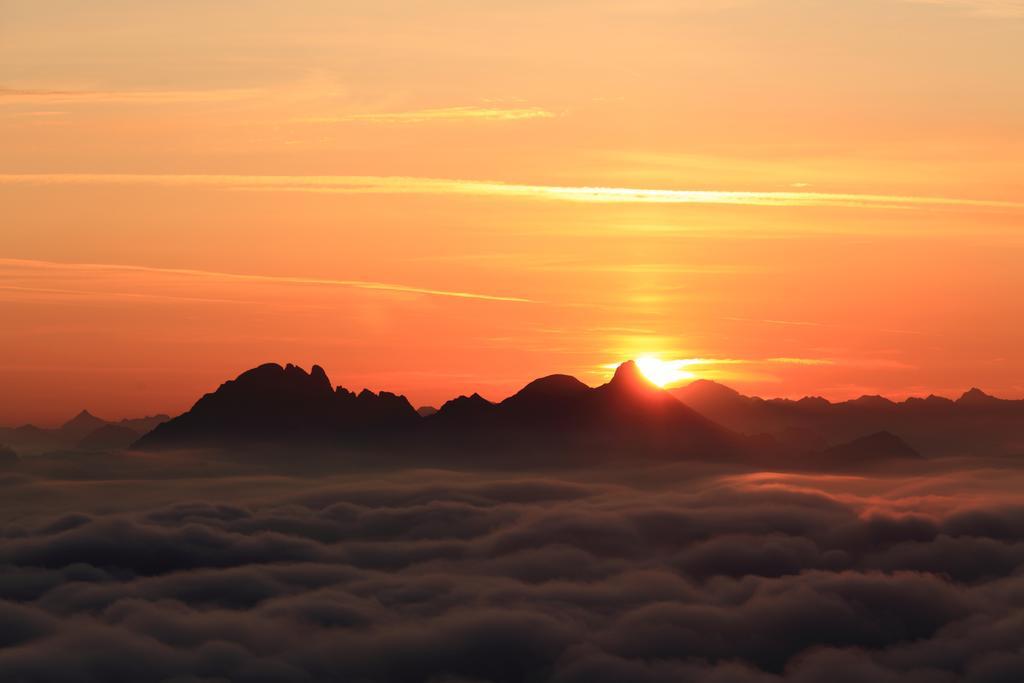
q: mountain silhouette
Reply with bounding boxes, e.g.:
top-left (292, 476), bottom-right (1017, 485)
top-left (5, 365), bottom-right (1019, 465)
top-left (957, 387), bottom-right (1001, 408)
top-left (134, 363), bottom-right (418, 449)
top-left (673, 379), bottom-right (1024, 456)
top-left (59, 409), bottom-right (108, 441)
top-left (815, 430), bottom-right (921, 469)
top-left (430, 392), bottom-right (495, 428)
top-left (0, 408), bottom-right (169, 456)
top-left (424, 360), bottom-right (740, 453)
top-left (118, 414), bottom-right (171, 433)
top-left (136, 361), bottom-right (744, 462)
top-left (440, 361), bottom-right (724, 437)
top-left (501, 373), bottom-right (591, 413)
top-left (77, 424), bottom-right (144, 451)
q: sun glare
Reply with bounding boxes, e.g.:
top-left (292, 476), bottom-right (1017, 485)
top-left (634, 357), bottom-right (696, 388)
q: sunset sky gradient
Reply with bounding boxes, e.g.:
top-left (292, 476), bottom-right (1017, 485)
top-left (2, 0), bottom-right (1023, 424)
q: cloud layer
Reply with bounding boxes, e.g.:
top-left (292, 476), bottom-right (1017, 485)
top-left (1, 463), bottom-right (1023, 681)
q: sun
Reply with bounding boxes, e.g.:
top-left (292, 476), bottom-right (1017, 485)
top-left (634, 357), bottom-right (696, 388)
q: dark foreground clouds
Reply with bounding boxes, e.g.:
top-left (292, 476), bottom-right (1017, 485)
top-left (2, 463), bottom-right (1024, 682)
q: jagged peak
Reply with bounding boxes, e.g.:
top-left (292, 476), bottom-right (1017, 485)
top-left (377, 390), bottom-right (407, 402)
top-left (611, 360), bottom-right (643, 382)
top-left (958, 387), bottom-right (998, 404)
top-left (440, 393), bottom-right (492, 409)
top-left (232, 362), bottom-right (333, 388)
top-left (606, 360), bottom-right (659, 394)
top-left (310, 364), bottom-right (330, 384)
top-left (61, 409), bottom-right (107, 429)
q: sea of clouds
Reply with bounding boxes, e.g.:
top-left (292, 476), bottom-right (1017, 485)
top-left (1, 457), bottom-right (1023, 682)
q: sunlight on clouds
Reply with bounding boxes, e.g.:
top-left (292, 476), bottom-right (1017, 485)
top-left (296, 106), bottom-right (556, 124)
top-left (0, 87), bottom-right (261, 104)
top-left (901, 0), bottom-right (1024, 17)
top-left (1, 174), bottom-right (1020, 211)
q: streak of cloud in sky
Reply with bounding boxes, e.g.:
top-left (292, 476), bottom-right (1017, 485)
top-left (0, 258), bottom-right (535, 304)
top-left (1, 174), bottom-right (1020, 210)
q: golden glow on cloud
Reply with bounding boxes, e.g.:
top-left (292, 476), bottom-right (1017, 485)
top-left (901, 0), bottom-right (1024, 17)
top-left (1, 174), bottom-right (1019, 211)
top-left (298, 106), bottom-right (556, 124)
top-left (0, 87), bottom-right (260, 104)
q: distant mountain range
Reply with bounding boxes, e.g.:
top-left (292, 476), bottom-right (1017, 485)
top-left (134, 361), bottom-right (746, 463)
top-left (129, 361), bottom-right (939, 469)
top-left (672, 379), bottom-right (1024, 457)
top-left (0, 410), bottom-right (169, 456)
top-left (4, 362), bottom-right (1020, 468)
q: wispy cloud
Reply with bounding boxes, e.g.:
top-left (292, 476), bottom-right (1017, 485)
top-left (724, 316), bottom-right (926, 336)
top-left (1, 173), bottom-right (1020, 211)
top-left (901, 0), bottom-right (1024, 17)
top-left (0, 87), bottom-right (555, 124)
top-left (765, 357), bottom-right (837, 366)
top-left (0, 87), bottom-right (259, 105)
top-left (297, 106), bottom-right (556, 124)
top-left (723, 316), bottom-right (829, 328)
top-left (0, 258), bottom-right (534, 304)
top-left (0, 284), bottom-right (261, 307)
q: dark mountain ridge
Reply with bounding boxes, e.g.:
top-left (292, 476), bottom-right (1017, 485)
top-left (5, 366), bottom-right (1017, 465)
top-left (673, 380), bottom-right (1024, 456)
top-left (128, 361), bottom-right (1024, 465)
top-left (809, 431), bottom-right (922, 471)
top-left (135, 363), bottom-right (418, 449)
top-left (134, 361), bottom-right (746, 462)
top-left (419, 362), bottom-right (744, 461)
top-left (59, 410), bottom-right (108, 441)
top-left (0, 410), bottom-right (171, 456)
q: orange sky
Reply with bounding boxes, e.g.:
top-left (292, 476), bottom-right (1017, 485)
top-left (2, 0), bottom-right (1023, 425)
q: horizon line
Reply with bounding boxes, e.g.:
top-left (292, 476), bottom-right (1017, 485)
top-left (2, 360), bottom-right (1013, 428)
